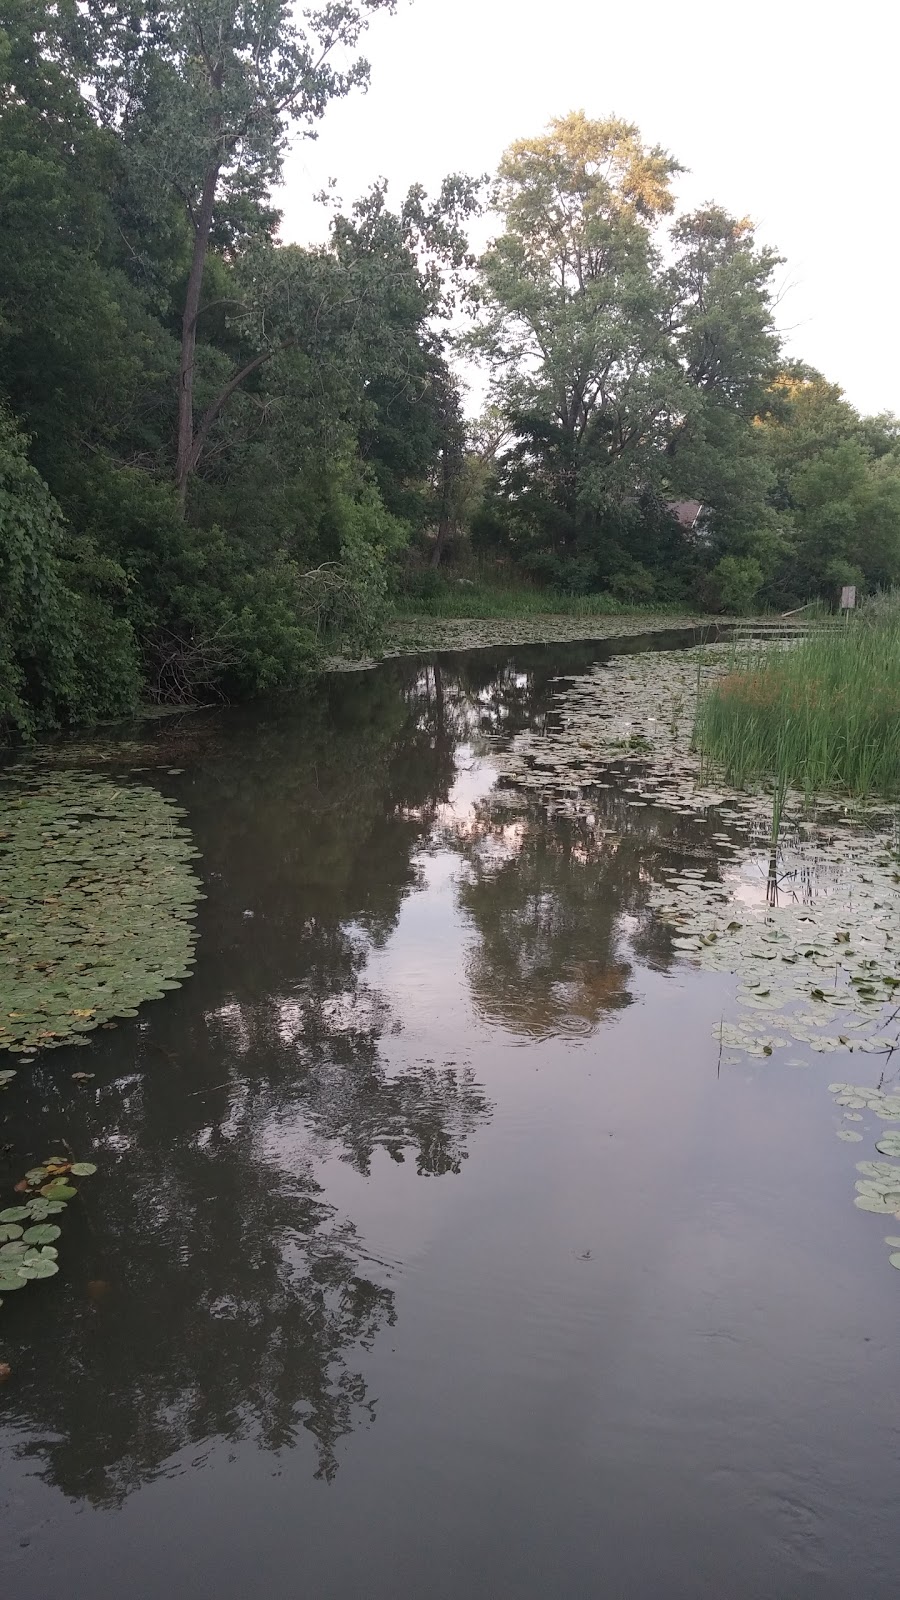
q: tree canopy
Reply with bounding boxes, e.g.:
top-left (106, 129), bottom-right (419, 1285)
top-left (2, 29), bottom-right (898, 740)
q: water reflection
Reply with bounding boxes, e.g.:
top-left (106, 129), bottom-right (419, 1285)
top-left (0, 641), bottom-right (704, 1511)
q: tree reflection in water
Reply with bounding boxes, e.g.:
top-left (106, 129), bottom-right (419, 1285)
top-left (0, 641), bottom-right (702, 1503)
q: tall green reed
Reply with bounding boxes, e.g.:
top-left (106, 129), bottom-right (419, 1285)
top-left (695, 598), bottom-right (900, 801)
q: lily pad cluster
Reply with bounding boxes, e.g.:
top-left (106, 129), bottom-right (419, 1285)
top-left (0, 1158), bottom-right (96, 1304)
top-left (367, 611), bottom-right (730, 665)
top-left (648, 832), bottom-right (899, 1060)
top-left (0, 771), bottom-right (203, 1056)
top-left (492, 642), bottom-right (746, 813)
top-left (493, 643), bottom-right (899, 1062)
top-left (822, 1082), bottom-right (900, 1274)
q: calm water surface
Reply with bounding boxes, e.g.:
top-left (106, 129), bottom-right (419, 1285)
top-left (1, 634), bottom-right (898, 1598)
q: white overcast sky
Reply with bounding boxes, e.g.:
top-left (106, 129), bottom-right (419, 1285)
top-left (279, 0), bottom-right (898, 417)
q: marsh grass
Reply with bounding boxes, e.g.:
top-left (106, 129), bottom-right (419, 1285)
top-left (695, 600), bottom-right (900, 799)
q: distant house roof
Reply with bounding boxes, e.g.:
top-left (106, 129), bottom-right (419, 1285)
top-left (667, 499), bottom-right (704, 530)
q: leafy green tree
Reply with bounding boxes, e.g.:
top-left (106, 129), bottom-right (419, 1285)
top-left (471, 113), bottom-right (783, 602)
top-left (755, 370), bottom-right (900, 602)
top-left (69, 0), bottom-right (397, 502)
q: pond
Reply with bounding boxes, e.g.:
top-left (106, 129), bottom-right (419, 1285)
top-left (1, 630), bottom-right (899, 1599)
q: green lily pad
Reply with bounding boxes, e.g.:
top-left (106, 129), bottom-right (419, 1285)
top-left (22, 1224), bottom-right (60, 1245)
top-left (889, 1253), bottom-right (900, 1270)
top-left (875, 1134), bottom-right (900, 1158)
top-left (0, 1240), bottom-right (28, 1257)
top-left (15, 1257), bottom-right (58, 1280)
top-left (39, 1183), bottom-right (76, 1200)
top-left (0, 1270), bottom-right (27, 1291)
top-left (884, 1236), bottom-right (900, 1247)
top-left (837, 1129), bottom-right (863, 1142)
top-left (0, 772), bottom-right (202, 1058)
top-left (69, 1163), bottom-right (97, 1177)
top-left (0, 1224), bottom-right (23, 1243)
top-left (854, 1194), bottom-right (897, 1214)
top-left (0, 1207), bottom-right (29, 1223)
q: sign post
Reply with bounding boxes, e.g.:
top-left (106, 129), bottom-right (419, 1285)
top-left (840, 585), bottom-right (856, 613)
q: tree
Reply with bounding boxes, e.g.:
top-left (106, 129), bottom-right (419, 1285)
top-left (71, 0), bottom-right (396, 503)
top-left (755, 369), bottom-right (900, 602)
top-left (471, 113), bottom-right (783, 601)
top-left (475, 113), bottom-right (681, 496)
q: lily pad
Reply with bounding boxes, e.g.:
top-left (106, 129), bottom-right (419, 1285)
top-left (875, 1134), bottom-right (900, 1158)
top-left (0, 772), bottom-right (202, 1057)
top-left (15, 1257), bottom-right (58, 1280)
top-left (0, 1270), bottom-right (27, 1291)
top-left (39, 1183), bottom-right (76, 1200)
top-left (22, 1224), bottom-right (61, 1245)
top-left (0, 1207), bottom-right (29, 1223)
top-left (837, 1129), bottom-right (863, 1142)
top-left (889, 1254), bottom-right (900, 1270)
top-left (0, 1224), bottom-right (23, 1243)
top-left (854, 1194), bottom-right (897, 1214)
top-left (69, 1163), bottom-right (97, 1177)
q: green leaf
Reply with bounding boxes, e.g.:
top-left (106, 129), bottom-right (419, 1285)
top-left (0, 1271), bottom-right (27, 1292)
top-left (22, 1224), bottom-right (60, 1244)
top-left (0, 1207), bottom-right (29, 1222)
top-left (0, 1224), bottom-right (23, 1243)
top-left (39, 1183), bottom-right (76, 1199)
top-left (69, 1162), bottom-right (97, 1177)
top-left (15, 1257), bottom-right (58, 1280)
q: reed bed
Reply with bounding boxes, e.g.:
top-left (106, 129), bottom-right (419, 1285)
top-left (695, 600), bottom-right (900, 799)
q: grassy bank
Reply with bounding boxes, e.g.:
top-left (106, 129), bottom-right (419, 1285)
top-left (390, 572), bottom-right (655, 621)
top-left (695, 601), bottom-right (900, 799)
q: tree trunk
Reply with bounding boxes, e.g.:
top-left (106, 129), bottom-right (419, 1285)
top-left (430, 513), bottom-right (453, 568)
top-left (176, 158), bottom-right (221, 508)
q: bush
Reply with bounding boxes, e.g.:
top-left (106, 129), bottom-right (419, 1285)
top-left (0, 408), bottom-right (140, 738)
top-left (695, 554), bottom-right (763, 615)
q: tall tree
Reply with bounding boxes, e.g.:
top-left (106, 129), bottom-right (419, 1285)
top-left (472, 113), bottom-right (783, 597)
top-left (73, 0), bottom-right (396, 503)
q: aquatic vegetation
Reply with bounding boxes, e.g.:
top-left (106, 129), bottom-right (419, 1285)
top-left (0, 1158), bottom-right (97, 1306)
top-left (335, 612), bottom-right (743, 667)
top-left (0, 771), bottom-right (202, 1056)
top-left (492, 641), bottom-right (736, 812)
top-left (493, 643), bottom-right (900, 1061)
top-left (648, 830), bottom-right (899, 1060)
top-left (696, 609), bottom-right (900, 799)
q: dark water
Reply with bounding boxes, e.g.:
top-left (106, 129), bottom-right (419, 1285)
top-left (1, 634), bottom-right (899, 1599)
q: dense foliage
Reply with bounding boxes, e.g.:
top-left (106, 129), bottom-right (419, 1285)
top-left (464, 115), bottom-right (900, 611)
top-left (2, 17), bottom-right (898, 736)
top-left (0, 0), bottom-right (474, 734)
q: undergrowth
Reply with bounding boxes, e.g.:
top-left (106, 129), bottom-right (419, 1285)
top-left (390, 573), bottom-right (665, 620)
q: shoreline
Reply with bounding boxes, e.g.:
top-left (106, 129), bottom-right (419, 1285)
top-left (324, 609), bottom-right (806, 671)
